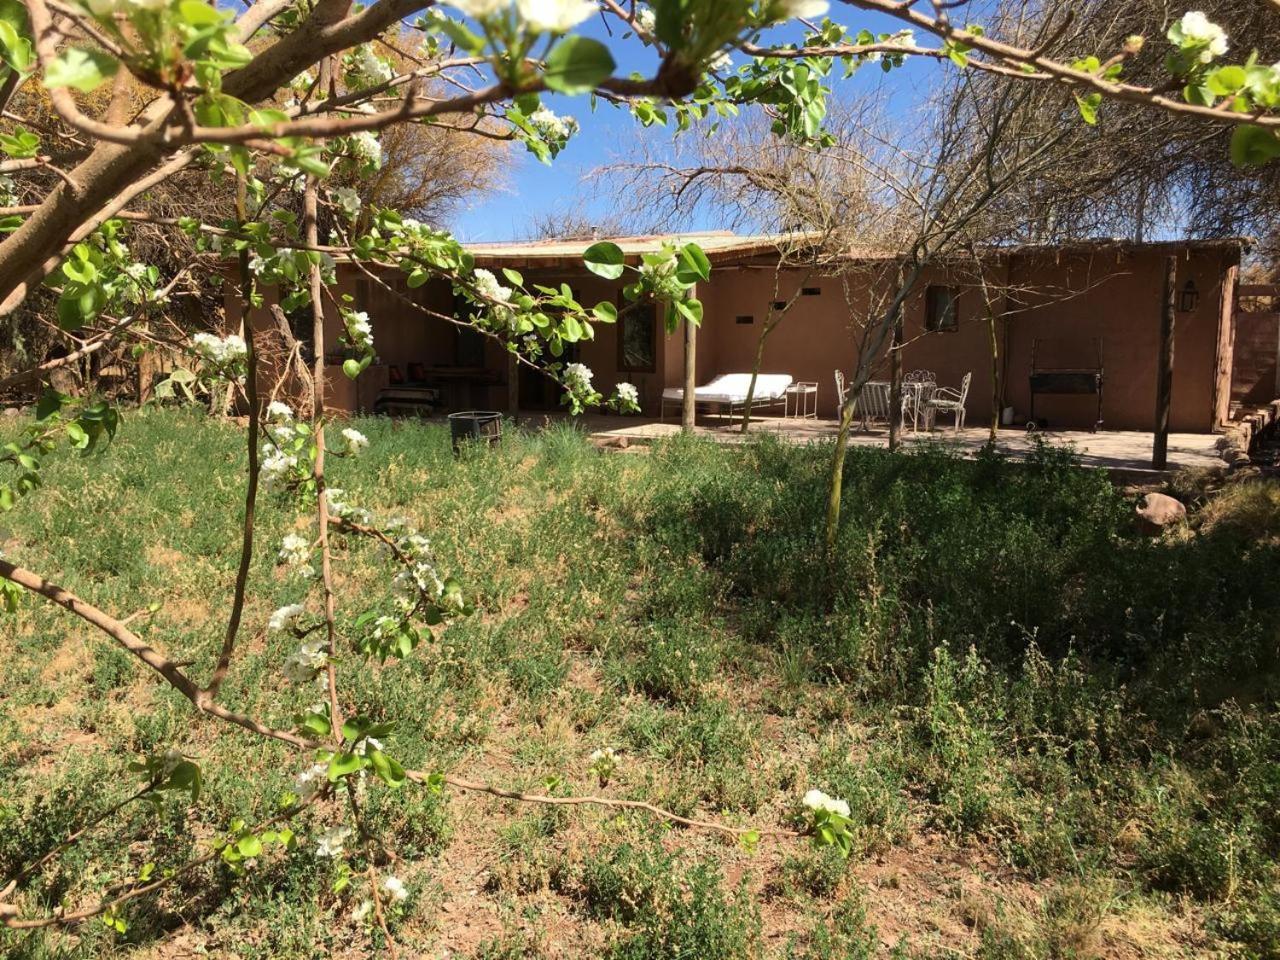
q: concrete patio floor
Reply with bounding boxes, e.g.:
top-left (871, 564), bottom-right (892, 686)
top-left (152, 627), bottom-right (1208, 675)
top-left (561, 414), bottom-right (1226, 479)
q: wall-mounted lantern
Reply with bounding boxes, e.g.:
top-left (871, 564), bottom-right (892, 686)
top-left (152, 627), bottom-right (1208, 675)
top-left (1179, 279), bottom-right (1200, 312)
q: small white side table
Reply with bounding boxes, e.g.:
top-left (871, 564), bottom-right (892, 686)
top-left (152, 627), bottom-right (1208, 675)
top-left (785, 382), bottom-right (818, 419)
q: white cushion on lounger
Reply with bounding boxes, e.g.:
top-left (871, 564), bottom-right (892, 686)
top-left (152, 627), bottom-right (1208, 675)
top-left (662, 373), bottom-right (793, 404)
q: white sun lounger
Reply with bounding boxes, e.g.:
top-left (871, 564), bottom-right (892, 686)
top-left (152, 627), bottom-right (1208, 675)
top-left (660, 373), bottom-right (794, 421)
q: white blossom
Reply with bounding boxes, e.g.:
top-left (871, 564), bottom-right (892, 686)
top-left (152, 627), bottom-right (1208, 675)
top-left (887, 28), bottom-right (915, 48)
top-left (801, 788), bottom-right (851, 818)
top-left (291, 69), bottom-right (315, 92)
top-left (261, 449), bottom-right (298, 487)
top-left (381, 875), bottom-right (408, 902)
top-left (333, 187), bottom-right (363, 218)
top-left (516, 0), bottom-right (597, 33)
top-left (449, 0), bottom-right (507, 16)
top-left (344, 310), bottom-right (375, 350)
top-left (283, 638), bottom-right (328, 683)
top-left (192, 332), bottom-right (247, 366)
top-left (614, 382), bottom-right (639, 410)
top-left (706, 50), bottom-right (733, 72)
top-left (267, 400), bottom-right (295, 423)
top-left (528, 106), bottom-right (579, 141)
top-left (295, 762), bottom-right (329, 801)
top-left (472, 268), bottom-right (513, 303)
top-left (351, 899), bottom-right (373, 921)
top-left (564, 362), bottom-right (594, 391)
top-left (314, 824), bottom-right (351, 858)
top-left (633, 5), bottom-right (655, 34)
top-left (341, 427), bottom-right (369, 456)
top-left (248, 255), bottom-right (267, 276)
top-left (778, 0), bottom-right (829, 17)
top-left (354, 736), bottom-right (384, 756)
top-left (268, 603), bottom-right (306, 632)
top-left (351, 44), bottom-right (395, 84)
top-left (349, 130), bottom-right (382, 168)
top-left (1171, 11), bottom-right (1228, 62)
top-left (589, 747), bottom-right (616, 763)
top-left (278, 532), bottom-right (312, 567)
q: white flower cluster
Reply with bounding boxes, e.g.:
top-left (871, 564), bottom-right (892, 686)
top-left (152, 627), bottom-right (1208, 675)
top-left (267, 400), bottom-right (295, 422)
top-left (291, 69), bottom-right (315, 93)
top-left (268, 603), bottom-right (306, 632)
top-left (382, 875), bottom-right (408, 902)
top-left (392, 561), bottom-right (445, 612)
top-left (777, 0), bottom-right (829, 17)
top-left (801, 788), bottom-right (851, 818)
top-left (0, 174), bottom-right (17, 207)
top-left (1170, 11), bottom-right (1228, 63)
top-left (314, 824), bottom-right (351, 858)
top-left (473, 268), bottom-right (513, 304)
top-left (261, 448), bottom-right (299, 487)
top-left (348, 130), bottom-right (382, 168)
top-left (564, 362), bottom-right (594, 392)
top-left (451, 0), bottom-right (595, 32)
top-left (706, 50), bottom-right (732, 73)
top-left (333, 187), bottom-right (362, 219)
top-left (278, 532), bottom-right (312, 568)
top-left (350, 44), bottom-right (395, 85)
top-left (615, 382), bottom-right (639, 406)
top-left (282, 638), bottom-right (328, 683)
top-left (340, 427), bottom-right (369, 456)
top-left (327, 487), bottom-right (373, 526)
top-left (638, 249), bottom-right (688, 301)
top-left (528, 106), bottom-right (579, 141)
top-left (344, 310), bottom-right (375, 352)
top-left (192, 332), bottom-right (248, 367)
top-left (633, 4), bottom-right (655, 35)
top-left (295, 762), bottom-right (329, 801)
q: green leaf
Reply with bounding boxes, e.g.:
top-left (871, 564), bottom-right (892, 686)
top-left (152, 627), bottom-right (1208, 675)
top-left (437, 17), bottom-right (485, 55)
top-left (1230, 125), bottom-right (1280, 167)
top-left (543, 36), bottom-right (616, 95)
top-left (327, 751), bottom-right (363, 781)
top-left (45, 47), bottom-right (118, 92)
top-left (583, 241), bottom-right (625, 280)
top-left (675, 297), bottom-right (703, 327)
top-left (1207, 65), bottom-right (1247, 97)
top-left (342, 358), bottom-right (362, 380)
top-left (177, 0), bottom-right (223, 26)
top-left (592, 301), bottom-right (617, 323)
top-left (676, 243), bottom-right (711, 284)
top-left (1074, 92), bottom-right (1101, 125)
top-left (236, 834), bottom-right (262, 858)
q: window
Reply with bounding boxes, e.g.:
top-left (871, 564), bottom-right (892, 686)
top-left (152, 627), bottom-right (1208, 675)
top-left (801, 286), bottom-right (822, 297)
top-left (736, 315), bottom-right (754, 325)
top-left (925, 285), bottom-right (959, 333)
top-left (617, 298), bottom-right (657, 373)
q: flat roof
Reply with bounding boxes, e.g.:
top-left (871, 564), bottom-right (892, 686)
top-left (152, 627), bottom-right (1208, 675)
top-left (463, 232), bottom-right (1248, 271)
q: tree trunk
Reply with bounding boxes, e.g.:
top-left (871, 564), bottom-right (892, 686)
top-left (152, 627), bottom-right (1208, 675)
top-left (1153, 255), bottom-right (1176, 469)
top-left (681, 317), bottom-right (696, 433)
top-left (824, 389), bottom-right (860, 555)
top-left (988, 307), bottom-right (1000, 445)
top-left (888, 312), bottom-right (904, 451)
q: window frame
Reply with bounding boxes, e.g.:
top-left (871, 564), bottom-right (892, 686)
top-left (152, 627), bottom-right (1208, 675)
top-left (616, 295), bottom-right (659, 374)
top-left (925, 284), bottom-right (960, 333)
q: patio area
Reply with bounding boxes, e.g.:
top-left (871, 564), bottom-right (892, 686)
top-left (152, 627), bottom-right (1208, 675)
top-left (566, 415), bottom-right (1226, 479)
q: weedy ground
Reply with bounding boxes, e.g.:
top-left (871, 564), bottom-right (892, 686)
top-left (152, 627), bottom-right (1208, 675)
top-left (1, 408), bottom-right (1279, 959)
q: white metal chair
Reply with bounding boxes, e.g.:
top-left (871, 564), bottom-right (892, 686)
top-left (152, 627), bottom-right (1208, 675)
top-left (925, 372), bottom-right (971, 433)
top-left (859, 380), bottom-right (892, 431)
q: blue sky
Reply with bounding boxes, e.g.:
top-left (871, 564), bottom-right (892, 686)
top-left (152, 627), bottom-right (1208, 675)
top-left (449, 8), bottom-right (935, 242)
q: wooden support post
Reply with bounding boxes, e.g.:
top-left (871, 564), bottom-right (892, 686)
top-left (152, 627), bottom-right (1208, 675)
top-left (1153, 255), bottom-right (1177, 470)
top-left (682, 316), bottom-right (697, 433)
top-left (888, 309), bottom-right (904, 451)
top-left (507, 351), bottom-right (519, 424)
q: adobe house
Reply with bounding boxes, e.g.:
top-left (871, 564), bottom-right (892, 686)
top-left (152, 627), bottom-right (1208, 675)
top-left (231, 233), bottom-right (1248, 434)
